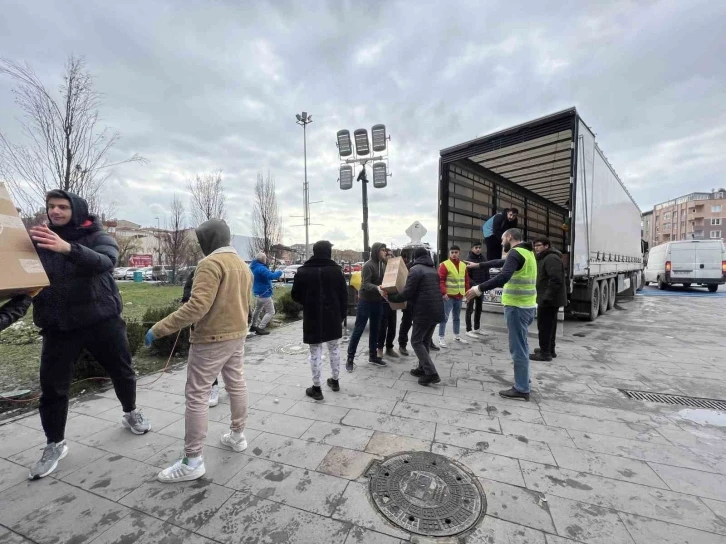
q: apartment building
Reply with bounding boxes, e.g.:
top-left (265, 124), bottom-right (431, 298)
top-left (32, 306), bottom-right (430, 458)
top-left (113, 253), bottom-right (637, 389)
top-left (641, 189), bottom-right (725, 248)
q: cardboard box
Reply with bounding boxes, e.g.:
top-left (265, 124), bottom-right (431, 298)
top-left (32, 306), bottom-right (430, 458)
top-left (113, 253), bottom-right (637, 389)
top-left (0, 182), bottom-right (50, 298)
top-left (381, 256), bottom-right (408, 310)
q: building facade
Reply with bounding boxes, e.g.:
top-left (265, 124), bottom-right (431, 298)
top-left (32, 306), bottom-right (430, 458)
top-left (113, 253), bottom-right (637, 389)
top-left (642, 189), bottom-right (725, 248)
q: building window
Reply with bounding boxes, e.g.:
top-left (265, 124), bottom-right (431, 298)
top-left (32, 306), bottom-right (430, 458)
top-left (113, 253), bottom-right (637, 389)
top-left (712, 218), bottom-right (722, 226)
top-left (681, 234), bottom-right (686, 240)
top-left (664, 212), bottom-right (671, 219)
top-left (656, 227), bottom-right (660, 233)
top-left (711, 231), bottom-right (722, 239)
top-left (713, 205), bottom-right (723, 213)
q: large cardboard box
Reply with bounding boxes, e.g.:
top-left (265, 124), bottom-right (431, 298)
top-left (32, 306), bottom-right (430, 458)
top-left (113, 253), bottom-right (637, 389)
top-left (381, 256), bottom-right (408, 310)
top-left (0, 183), bottom-right (50, 298)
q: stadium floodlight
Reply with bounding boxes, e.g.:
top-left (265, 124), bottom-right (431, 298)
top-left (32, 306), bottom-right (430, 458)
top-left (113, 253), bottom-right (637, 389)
top-left (296, 114), bottom-right (302, 121)
top-left (371, 124), bottom-right (387, 152)
top-left (339, 165), bottom-right (353, 190)
top-left (301, 111), bottom-right (308, 121)
top-left (354, 128), bottom-right (370, 156)
top-left (337, 130), bottom-right (352, 157)
top-left (372, 162), bottom-right (387, 188)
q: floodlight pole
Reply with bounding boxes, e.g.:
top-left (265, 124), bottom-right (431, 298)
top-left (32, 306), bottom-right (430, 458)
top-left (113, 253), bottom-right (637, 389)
top-left (296, 113), bottom-right (312, 260)
top-left (359, 165), bottom-right (370, 261)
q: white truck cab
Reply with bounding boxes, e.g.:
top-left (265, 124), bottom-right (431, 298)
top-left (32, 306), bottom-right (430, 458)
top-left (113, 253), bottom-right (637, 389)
top-left (644, 240), bottom-right (726, 292)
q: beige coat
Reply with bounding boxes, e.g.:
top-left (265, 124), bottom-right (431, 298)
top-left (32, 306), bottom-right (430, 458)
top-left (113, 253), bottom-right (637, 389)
top-left (152, 249), bottom-right (253, 344)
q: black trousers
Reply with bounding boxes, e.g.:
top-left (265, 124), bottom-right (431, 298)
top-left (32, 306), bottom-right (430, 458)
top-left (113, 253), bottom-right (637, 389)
top-left (485, 236), bottom-right (502, 260)
top-left (377, 304), bottom-right (397, 350)
top-left (537, 306), bottom-right (559, 356)
top-left (39, 316), bottom-right (137, 443)
top-left (411, 323), bottom-right (438, 376)
top-left (398, 306), bottom-right (413, 348)
top-left (465, 296), bottom-right (483, 332)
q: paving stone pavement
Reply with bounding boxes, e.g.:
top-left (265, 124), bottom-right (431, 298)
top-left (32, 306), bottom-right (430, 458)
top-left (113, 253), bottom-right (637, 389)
top-left (1, 293), bottom-right (726, 543)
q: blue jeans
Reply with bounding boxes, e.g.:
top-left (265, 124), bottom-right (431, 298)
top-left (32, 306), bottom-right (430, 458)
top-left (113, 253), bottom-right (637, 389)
top-left (439, 298), bottom-right (462, 337)
top-left (347, 300), bottom-right (383, 359)
top-left (504, 306), bottom-right (535, 394)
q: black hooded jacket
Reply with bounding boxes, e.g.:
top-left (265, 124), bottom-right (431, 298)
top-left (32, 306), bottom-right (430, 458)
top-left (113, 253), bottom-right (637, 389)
top-left (0, 295), bottom-right (32, 332)
top-left (291, 242), bottom-right (348, 344)
top-left (489, 209), bottom-right (519, 239)
top-left (32, 190), bottom-right (122, 332)
top-left (536, 247), bottom-right (567, 308)
top-left (466, 249), bottom-right (487, 284)
top-left (388, 255), bottom-right (445, 325)
top-left (358, 242), bottom-right (386, 303)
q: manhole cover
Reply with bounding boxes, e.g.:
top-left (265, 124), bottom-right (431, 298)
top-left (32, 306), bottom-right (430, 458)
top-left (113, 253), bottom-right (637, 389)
top-left (367, 451), bottom-right (485, 537)
top-left (275, 343), bottom-right (309, 355)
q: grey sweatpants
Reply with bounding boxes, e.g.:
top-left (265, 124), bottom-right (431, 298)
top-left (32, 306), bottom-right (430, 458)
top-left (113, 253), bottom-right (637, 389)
top-left (309, 340), bottom-right (341, 386)
top-left (252, 296), bottom-right (275, 330)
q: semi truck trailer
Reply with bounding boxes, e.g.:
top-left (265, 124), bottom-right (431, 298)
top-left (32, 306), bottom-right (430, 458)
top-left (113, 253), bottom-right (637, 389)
top-left (438, 108), bottom-right (644, 321)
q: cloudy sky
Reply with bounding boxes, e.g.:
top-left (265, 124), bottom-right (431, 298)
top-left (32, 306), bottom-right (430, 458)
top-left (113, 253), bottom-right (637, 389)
top-left (1, 0), bottom-right (724, 250)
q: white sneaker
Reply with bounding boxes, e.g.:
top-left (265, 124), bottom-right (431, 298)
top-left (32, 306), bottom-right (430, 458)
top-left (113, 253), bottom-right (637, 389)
top-left (208, 384), bottom-right (220, 407)
top-left (465, 331), bottom-right (479, 339)
top-left (438, 337), bottom-right (447, 348)
top-left (474, 329), bottom-right (485, 335)
top-left (455, 336), bottom-right (469, 344)
top-left (221, 431), bottom-right (248, 452)
top-left (157, 457), bottom-right (205, 483)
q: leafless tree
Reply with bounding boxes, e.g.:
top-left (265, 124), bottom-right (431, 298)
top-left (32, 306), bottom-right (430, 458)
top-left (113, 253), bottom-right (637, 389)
top-left (187, 170), bottom-right (227, 226)
top-left (161, 195), bottom-right (189, 281)
top-left (0, 55), bottom-right (145, 216)
top-left (250, 171), bottom-right (283, 259)
top-left (114, 234), bottom-right (141, 267)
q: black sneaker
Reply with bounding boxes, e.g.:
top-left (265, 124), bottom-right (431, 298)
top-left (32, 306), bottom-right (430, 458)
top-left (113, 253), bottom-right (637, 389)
top-left (306, 385), bottom-right (324, 400)
top-left (255, 327), bottom-right (271, 336)
top-left (369, 354), bottom-right (386, 367)
top-left (385, 348), bottom-right (400, 358)
top-left (346, 358), bottom-right (356, 373)
top-left (327, 378), bottom-right (340, 392)
top-left (529, 353), bottom-right (552, 362)
top-left (535, 348), bottom-right (557, 358)
top-left (418, 373), bottom-right (441, 386)
top-left (399, 346), bottom-right (410, 356)
top-left (499, 387), bottom-right (530, 401)
top-left (410, 367), bottom-right (425, 377)
top-left (429, 342), bottom-right (441, 352)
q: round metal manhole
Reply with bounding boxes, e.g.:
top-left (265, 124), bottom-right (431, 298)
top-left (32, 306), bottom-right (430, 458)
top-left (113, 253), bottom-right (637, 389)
top-left (367, 451), bottom-right (485, 537)
top-left (275, 343), bottom-right (309, 356)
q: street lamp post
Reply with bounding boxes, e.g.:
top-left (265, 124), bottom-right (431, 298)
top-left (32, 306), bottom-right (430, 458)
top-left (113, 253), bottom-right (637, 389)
top-left (295, 112), bottom-right (312, 260)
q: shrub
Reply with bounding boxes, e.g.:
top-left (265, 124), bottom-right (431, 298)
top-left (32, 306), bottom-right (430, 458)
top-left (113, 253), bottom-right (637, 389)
top-left (72, 319), bottom-right (145, 381)
top-left (0, 321), bottom-right (40, 346)
top-left (142, 304), bottom-right (191, 356)
top-left (125, 319), bottom-right (145, 356)
top-left (276, 290), bottom-right (302, 318)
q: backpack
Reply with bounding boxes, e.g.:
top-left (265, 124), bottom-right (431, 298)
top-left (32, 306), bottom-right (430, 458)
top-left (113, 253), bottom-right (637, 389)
top-left (483, 215), bottom-right (496, 238)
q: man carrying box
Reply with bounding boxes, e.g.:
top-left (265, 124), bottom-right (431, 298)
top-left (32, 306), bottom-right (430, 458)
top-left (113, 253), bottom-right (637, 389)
top-left (377, 248), bottom-right (400, 359)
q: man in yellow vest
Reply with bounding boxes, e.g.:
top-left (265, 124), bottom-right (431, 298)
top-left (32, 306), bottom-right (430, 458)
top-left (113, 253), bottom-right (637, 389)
top-left (466, 229), bottom-right (537, 401)
top-left (437, 245), bottom-right (470, 347)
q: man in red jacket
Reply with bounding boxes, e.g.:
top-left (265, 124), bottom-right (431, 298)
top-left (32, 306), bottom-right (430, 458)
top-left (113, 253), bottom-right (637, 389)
top-left (437, 245), bottom-right (470, 347)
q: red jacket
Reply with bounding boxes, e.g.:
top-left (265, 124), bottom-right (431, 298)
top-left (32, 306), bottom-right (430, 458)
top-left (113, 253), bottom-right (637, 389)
top-left (438, 259), bottom-right (470, 299)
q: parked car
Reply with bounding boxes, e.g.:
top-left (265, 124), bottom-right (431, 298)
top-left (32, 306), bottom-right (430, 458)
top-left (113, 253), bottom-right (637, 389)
top-left (124, 268), bottom-right (139, 280)
top-left (177, 266), bottom-right (196, 284)
top-left (282, 264), bottom-right (302, 283)
top-left (152, 265), bottom-right (171, 281)
top-left (644, 239), bottom-right (725, 292)
top-left (274, 265), bottom-right (287, 281)
top-left (141, 267), bottom-right (154, 281)
top-left (113, 267), bottom-right (129, 280)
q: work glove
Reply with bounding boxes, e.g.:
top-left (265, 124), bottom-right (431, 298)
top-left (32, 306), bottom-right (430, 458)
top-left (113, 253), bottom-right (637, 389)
top-left (145, 329), bottom-right (156, 347)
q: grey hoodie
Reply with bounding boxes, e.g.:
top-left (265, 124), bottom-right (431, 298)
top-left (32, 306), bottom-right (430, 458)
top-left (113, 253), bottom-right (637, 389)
top-left (359, 242), bottom-right (386, 302)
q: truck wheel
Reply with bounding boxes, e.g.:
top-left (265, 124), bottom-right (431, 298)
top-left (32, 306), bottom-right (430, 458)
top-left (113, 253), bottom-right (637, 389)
top-left (587, 282), bottom-right (600, 321)
top-left (599, 280), bottom-right (609, 315)
top-left (707, 284), bottom-right (719, 293)
top-left (683, 283), bottom-right (691, 288)
top-left (658, 277), bottom-right (668, 290)
top-left (637, 272), bottom-right (645, 292)
top-left (608, 278), bottom-right (617, 309)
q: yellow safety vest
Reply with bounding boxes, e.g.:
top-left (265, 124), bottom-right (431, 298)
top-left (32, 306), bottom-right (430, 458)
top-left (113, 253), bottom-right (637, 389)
top-left (443, 260), bottom-right (467, 296)
top-left (501, 247), bottom-right (537, 308)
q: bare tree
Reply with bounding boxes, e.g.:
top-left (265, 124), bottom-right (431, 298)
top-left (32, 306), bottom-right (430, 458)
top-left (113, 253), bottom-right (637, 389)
top-left (250, 171), bottom-right (283, 259)
top-left (114, 234), bottom-right (141, 267)
top-left (161, 195), bottom-right (189, 282)
top-left (187, 170), bottom-right (226, 226)
top-left (0, 55), bottom-right (145, 216)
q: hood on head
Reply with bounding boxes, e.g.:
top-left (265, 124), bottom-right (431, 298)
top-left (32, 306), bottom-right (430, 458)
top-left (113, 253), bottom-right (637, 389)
top-left (196, 219), bottom-right (231, 256)
top-left (46, 189), bottom-right (89, 227)
top-left (370, 242), bottom-right (385, 263)
top-left (313, 240), bottom-right (333, 259)
top-left (413, 254), bottom-right (435, 267)
top-left (413, 247), bottom-right (428, 260)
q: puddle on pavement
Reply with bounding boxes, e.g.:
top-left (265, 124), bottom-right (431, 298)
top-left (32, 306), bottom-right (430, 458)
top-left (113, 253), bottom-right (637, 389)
top-left (675, 409), bottom-right (726, 427)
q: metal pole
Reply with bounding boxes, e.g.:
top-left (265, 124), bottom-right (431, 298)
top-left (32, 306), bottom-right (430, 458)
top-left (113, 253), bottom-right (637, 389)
top-left (303, 122), bottom-right (309, 261)
top-left (361, 166), bottom-right (370, 261)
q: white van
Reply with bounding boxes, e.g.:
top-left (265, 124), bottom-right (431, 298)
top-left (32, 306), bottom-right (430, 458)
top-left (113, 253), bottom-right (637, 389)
top-left (644, 240), bottom-right (725, 292)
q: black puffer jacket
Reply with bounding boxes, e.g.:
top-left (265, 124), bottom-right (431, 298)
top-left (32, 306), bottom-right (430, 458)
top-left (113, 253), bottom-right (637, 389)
top-left (466, 250), bottom-right (487, 284)
top-left (291, 257), bottom-right (348, 344)
top-left (359, 242), bottom-right (386, 303)
top-left (32, 191), bottom-right (122, 332)
top-left (536, 248), bottom-right (567, 308)
top-left (388, 255), bottom-right (444, 325)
